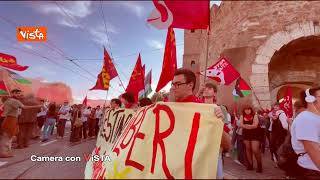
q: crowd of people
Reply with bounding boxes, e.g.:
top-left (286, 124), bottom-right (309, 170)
top-left (0, 68), bottom-right (319, 179)
top-left (0, 89), bottom-right (106, 158)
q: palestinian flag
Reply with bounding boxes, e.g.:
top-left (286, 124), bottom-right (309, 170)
top-left (8, 70), bottom-right (31, 84)
top-left (233, 77), bottom-right (251, 101)
top-left (0, 80), bottom-right (9, 95)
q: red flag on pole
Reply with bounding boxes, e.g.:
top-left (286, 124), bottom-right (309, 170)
top-left (147, 0), bottom-right (210, 30)
top-left (0, 52), bottom-right (28, 71)
top-left (280, 86), bottom-right (293, 118)
top-left (82, 95), bottom-right (88, 106)
top-left (200, 57), bottom-right (240, 85)
top-left (156, 27), bottom-right (177, 92)
top-left (90, 47), bottom-right (118, 90)
top-left (126, 54), bottom-right (145, 102)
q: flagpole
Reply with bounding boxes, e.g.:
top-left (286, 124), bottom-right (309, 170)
top-left (104, 90), bottom-right (109, 107)
top-left (247, 81), bottom-right (263, 109)
top-left (117, 76), bottom-right (126, 91)
top-left (203, 29), bottom-right (210, 83)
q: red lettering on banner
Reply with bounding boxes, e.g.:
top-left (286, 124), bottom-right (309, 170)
top-left (100, 109), bottom-right (112, 140)
top-left (185, 113), bottom-right (200, 179)
top-left (112, 114), bottom-right (135, 156)
top-left (112, 106), bottom-right (148, 156)
top-left (125, 109), bottom-right (147, 171)
top-left (151, 104), bottom-right (175, 179)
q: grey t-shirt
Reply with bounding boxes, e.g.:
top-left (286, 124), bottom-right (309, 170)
top-left (3, 98), bottom-right (24, 118)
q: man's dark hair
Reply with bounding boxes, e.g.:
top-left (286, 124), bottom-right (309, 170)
top-left (139, 98), bottom-right (153, 107)
top-left (205, 82), bottom-right (217, 93)
top-left (174, 68), bottom-right (196, 91)
top-left (111, 98), bottom-right (122, 107)
top-left (121, 92), bottom-right (135, 104)
top-left (11, 89), bottom-right (21, 94)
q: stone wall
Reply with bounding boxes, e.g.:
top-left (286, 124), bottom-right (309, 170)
top-left (183, 1), bottom-right (320, 110)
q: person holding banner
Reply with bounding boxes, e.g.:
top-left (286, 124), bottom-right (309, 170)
top-left (110, 98), bottom-right (121, 110)
top-left (138, 98), bottom-right (153, 107)
top-left (201, 82), bottom-right (232, 179)
top-left (172, 69), bottom-right (231, 173)
top-left (120, 92), bottom-right (138, 109)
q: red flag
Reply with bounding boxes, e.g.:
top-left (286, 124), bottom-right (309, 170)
top-left (0, 52), bottom-right (28, 71)
top-left (147, 0), bottom-right (209, 30)
top-left (126, 54), bottom-right (145, 102)
top-left (82, 95), bottom-right (88, 106)
top-left (280, 86), bottom-right (293, 118)
top-left (90, 48), bottom-right (118, 90)
top-left (200, 57), bottom-right (240, 85)
top-left (156, 28), bottom-right (177, 92)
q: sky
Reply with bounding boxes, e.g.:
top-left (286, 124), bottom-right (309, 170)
top-left (0, 1), bottom-right (220, 103)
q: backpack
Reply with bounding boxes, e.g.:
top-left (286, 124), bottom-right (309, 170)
top-left (277, 132), bottom-right (306, 177)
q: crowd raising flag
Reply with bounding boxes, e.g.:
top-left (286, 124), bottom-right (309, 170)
top-left (7, 69), bottom-right (31, 84)
top-left (82, 95), bottom-right (88, 106)
top-left (126, 54), bottom-right (145, 101)
top-left (90, 47), bottom-right (118, 91)
top-left (147, 0), bottom-right (210, 30)
top-left (0, 52), bottom-right (29, 71)
top-left (232, 77), bottom-right (252, 101)
top-left (200, 57), bottom-right (240, 85)
top-left (156, 27), bottom-right (177, 92)
top-left (279, 86), bottom-right (293, 118)
top-left (0, 80), bottom-right (9, 95)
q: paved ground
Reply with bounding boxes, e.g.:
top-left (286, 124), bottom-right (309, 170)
top-left (0, 121), bottom-right (285, 179)
top-left (224, 151), bottom-right (286, 179)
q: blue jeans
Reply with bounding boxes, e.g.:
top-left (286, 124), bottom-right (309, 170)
top-left (42, 118), bottom-right (56, 140)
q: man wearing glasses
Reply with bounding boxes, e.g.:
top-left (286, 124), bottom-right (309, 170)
top-left (171, 68), bottom-right (231, 178)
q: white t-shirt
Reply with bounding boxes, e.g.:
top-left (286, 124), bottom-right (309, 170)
top-left (268, 110), bottom-right (288, 131)
top-left (37, 105), bottom-right (48, 117)
top-left (291, 111), bottom-right (320, 171)
top-left (59, 105), bottom-right (71, 120)
top-left (81, 109), bottom-right (91, 122)
top-left (95, 109), bottom-right (103, 119)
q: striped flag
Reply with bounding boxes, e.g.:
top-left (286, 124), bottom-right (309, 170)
top-left (7, 70), bottom-right (31, 84)
top-left (0, 80), bottom-right (9, 95)
top-left (233, 77), bottom-right (251, 101)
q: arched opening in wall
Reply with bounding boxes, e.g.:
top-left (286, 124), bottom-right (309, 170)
top-left (268, 36), bottom-right (320, 103)
top-left (190, 60), bottom-right (196, 68)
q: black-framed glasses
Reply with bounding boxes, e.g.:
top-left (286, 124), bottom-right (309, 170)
top-left (171, 82), bottom-right (189, 88)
